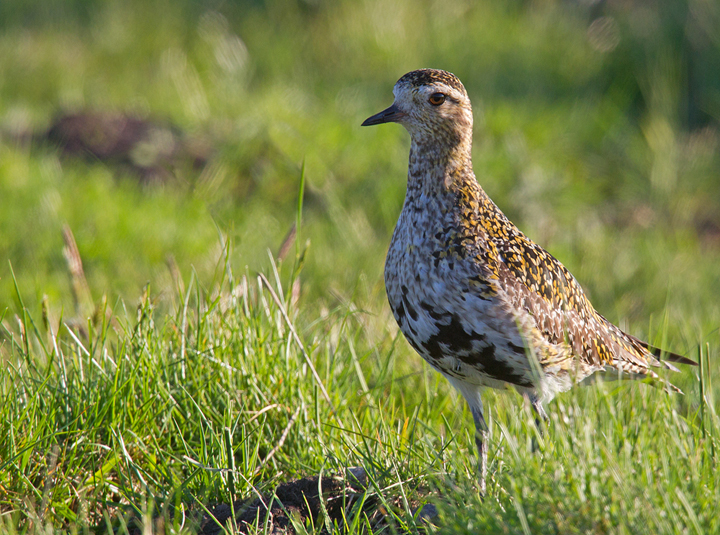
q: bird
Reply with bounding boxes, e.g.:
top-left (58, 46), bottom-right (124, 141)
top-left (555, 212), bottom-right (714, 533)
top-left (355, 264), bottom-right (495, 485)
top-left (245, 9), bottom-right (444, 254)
top-left (361, 69), bottom-right (696, 494)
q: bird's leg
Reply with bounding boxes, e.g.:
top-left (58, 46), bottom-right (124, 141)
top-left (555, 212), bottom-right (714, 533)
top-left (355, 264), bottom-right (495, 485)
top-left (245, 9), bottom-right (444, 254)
top-left (470, 404), bottom-right (488, 495)
top-left (525, 393), bottom-right (548, 452)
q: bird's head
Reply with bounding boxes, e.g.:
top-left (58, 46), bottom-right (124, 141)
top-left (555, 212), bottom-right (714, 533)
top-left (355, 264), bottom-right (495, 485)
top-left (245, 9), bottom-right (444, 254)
top-left (362, 69), bottom-right (473, 149)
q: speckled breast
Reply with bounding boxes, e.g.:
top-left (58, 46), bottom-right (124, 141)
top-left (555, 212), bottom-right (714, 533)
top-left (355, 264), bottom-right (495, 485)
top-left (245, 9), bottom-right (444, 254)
top-left (384, 197), bottom-right (537, 389)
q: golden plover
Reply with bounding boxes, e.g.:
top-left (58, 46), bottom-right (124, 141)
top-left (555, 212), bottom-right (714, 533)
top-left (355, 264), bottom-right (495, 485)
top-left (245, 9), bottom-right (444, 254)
top-left (362, 69), bottom-right (695, 493)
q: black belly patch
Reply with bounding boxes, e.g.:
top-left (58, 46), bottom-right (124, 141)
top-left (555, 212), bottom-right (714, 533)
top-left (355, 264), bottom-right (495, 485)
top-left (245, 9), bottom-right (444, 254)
top-left (471, 345), bottom-right (532, 387)
top-left (419, 313), bottom-right (481, 359)
top-left (402, 310), bottom-right (532, 387)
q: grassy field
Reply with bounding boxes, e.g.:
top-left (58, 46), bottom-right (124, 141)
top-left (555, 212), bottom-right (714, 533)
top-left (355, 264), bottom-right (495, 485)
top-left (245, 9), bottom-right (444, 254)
top-left (1, 0), bottom-right (719, 533)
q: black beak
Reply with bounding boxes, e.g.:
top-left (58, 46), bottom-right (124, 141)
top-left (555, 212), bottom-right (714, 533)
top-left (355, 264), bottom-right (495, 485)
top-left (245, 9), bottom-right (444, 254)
top-left (361, 103), bottom-right (406, 126)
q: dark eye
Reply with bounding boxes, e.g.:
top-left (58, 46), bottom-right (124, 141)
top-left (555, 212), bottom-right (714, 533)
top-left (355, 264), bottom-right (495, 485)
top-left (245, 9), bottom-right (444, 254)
top-left (428, 92), bottom-right (446, 106)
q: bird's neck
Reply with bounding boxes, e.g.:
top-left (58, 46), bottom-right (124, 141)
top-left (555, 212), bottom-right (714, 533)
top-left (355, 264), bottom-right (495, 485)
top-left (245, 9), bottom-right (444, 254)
top-left (407, 136), bottom-right (475, 197)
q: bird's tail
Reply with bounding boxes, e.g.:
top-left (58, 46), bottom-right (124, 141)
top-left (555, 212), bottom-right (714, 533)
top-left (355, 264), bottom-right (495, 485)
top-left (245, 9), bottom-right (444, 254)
top-left (638, 341), bottom-right (698, 368)
top-left (620, 334), bottom-right (696, 394)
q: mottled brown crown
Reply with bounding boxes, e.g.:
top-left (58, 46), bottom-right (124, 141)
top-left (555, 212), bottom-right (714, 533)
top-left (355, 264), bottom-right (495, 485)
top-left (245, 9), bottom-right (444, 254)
top-left (397, 69), bottom-right (467, 96)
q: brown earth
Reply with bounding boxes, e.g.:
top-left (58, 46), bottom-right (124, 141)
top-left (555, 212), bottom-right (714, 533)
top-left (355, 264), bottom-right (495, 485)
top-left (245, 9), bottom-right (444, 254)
top-left (127, 468), bottom-right (437, 535)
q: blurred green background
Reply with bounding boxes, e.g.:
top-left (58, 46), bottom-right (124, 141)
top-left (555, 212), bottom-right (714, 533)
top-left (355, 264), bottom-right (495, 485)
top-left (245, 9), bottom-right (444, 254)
top-left (1, 0), bottom-right (719, 348)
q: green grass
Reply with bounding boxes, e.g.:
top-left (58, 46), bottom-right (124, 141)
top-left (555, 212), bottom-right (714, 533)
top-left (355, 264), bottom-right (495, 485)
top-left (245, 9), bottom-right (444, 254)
top-left (1, 250), bottom-right (717, 534)
top-left (1, 0), bottom-right (719, 532)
